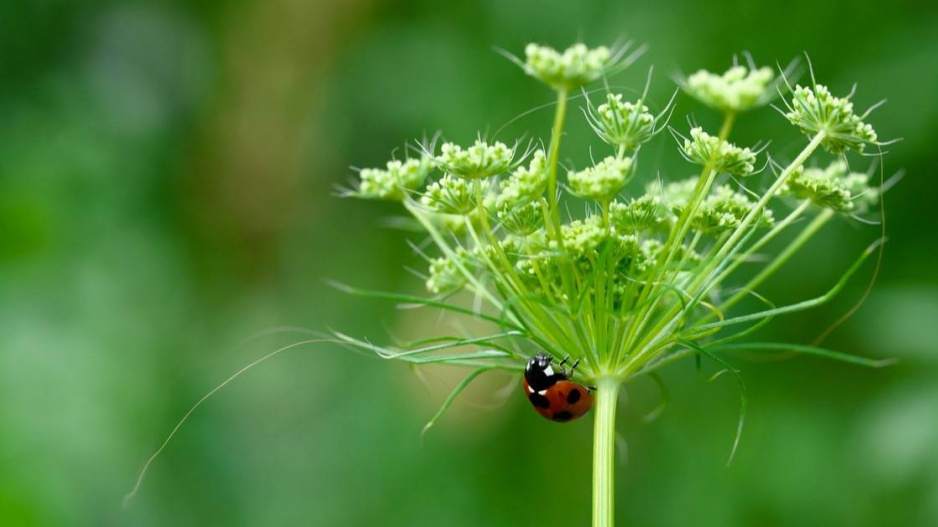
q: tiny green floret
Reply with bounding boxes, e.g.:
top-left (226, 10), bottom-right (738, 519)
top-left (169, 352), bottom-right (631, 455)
top-left (784, 84), bottom-right (878, 154)
top-left (568, 156), bottom-right (633, 202)
top-left (680, 127), bottom-right (757, 176)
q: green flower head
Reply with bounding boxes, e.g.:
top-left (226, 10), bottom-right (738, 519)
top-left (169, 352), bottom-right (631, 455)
top-left (784, 84), bottom-right (878, 154)
top-left (842, 173), bottom-right (879, 212)
top-left (691, 185), bottom-right (774, 233)
top-left (568, 156), bottom-right (633, 202)
top-left (609, 194), bottom-right (666, 233)
top-left (680, 127), bottom-right (757, 177)
top-left (683, 65), bottom-right (775, 113)
top-left (357, 157), bottom-right (434, 200)
top-left (648, 176), bottom-right (698, 211)
top-left (524, 43), bottom-right (612, 91)
top-left (497, 149), bottom-right (548, 208)
top-left (781, 160), bottom-right (878, 213)
top-left (554, 215), bottom-right (606, 258)
top-left (497, 200), bottom-right (544, 236)
top-left (425, 249), bottom-right (473, 294)
top-left (585, 93), bottom-right (659, 151)
top-left (436, 140), bottom-right (515, 180)
top-left (421, 175), bottom-right (477, 215)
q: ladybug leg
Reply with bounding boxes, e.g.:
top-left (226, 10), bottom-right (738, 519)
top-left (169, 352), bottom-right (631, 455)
top-left (565, 357), bottom-right (581, 377)
top-left (558, 357), bottom-right (569, 368)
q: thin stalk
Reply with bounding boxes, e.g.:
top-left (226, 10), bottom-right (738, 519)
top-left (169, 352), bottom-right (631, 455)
top-left (721, 207), bottom-right (834, 312)
top-left (718, 111), bottom-right (736, 139)
top-left (627, 131), bottom-right (827, 361)
top-left (592, 377), bottom-right (621, 527)
top-left (619, 112), bottom-right (737, 361)
top-left (545, 89), bottom-right (576, 303)
top-left (547, 89), bottom-right (569, 234)
top-left (692, 199), bottom-right (812, 326)
top-left (699, 131), bottom-right (827, 283)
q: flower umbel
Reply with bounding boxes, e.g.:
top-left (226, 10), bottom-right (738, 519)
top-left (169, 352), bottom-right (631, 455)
top-left (682, 64), bottom-right (775, 113)
top-left (783, 84), bottom-right (878, 154)
top-left (436, 140), bottom-right (515, 179)
top-left (497, 149), bottom-right (548, 208)
top-left (609, 195), bottom-right (666, 234)
top-left (357, 157), bottom-right (434, 200)
top-left (584, 93), bottom-right (663, 151)
top-left (421, 175), bottom-right (478, 215)
top-left (567, 156), bottom-right (633, 202)
top-left (781, 160), bottom-right (878, 213)
top-left (523, 43), bottom-right (612, 91)
top-left (680, 127), bottom-right (757, 176)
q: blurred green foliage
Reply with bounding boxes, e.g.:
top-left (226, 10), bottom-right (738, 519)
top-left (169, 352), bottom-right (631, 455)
top-left (1, 0), bottom-right (936, 525)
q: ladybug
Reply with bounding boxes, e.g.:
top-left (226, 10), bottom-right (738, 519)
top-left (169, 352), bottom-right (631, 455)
top-left (522, 353), bottom-right (594, 422)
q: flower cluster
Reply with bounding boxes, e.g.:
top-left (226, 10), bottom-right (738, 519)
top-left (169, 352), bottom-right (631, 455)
top-left (683, 65), bottom-right (775, 113)
top-left (680, 127), bottom-right (757, 176)
top-left (421, 175), bottom-right (477, 215)
top-left (497, 150), bottom-right (548, 208)
top-left (436, 140), bottom-right (515, 179)
top-left (567, 156), bottom-right (633, 202)
top-left (609, 195), bottom-right (665, 233)
top-left (426, 248), bottom-right (474, 294)
top-left (357, 157), bottom-right (434, 200)
top-left (497, 200), bottom-right (543, 236)
top-left (524, 43), bottom-right (612, 91)
top-left (784, 84), bottom-right (878, 154)
top-left (781, 160), bottom-right (877, 213)
top-left (693, 184), bottom-right (773, 233)
top-left (585, 93), bottom-right (659, 151)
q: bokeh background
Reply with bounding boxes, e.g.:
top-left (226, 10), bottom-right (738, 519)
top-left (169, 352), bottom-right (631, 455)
top-left (1, 0), bottom-right (936, 525)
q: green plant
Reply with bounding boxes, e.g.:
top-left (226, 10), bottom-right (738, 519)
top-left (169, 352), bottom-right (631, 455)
top-left (341, 42), bottom-right (895, 526)
top-left (124, 41), bottom-right (894, 523)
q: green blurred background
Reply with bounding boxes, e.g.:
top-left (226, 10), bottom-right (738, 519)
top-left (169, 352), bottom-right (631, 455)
top-left (1, 0), bottom-right (936, 525)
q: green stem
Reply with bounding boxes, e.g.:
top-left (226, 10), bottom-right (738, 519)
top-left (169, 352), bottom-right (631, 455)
top-left (702, 131), bottom-right (826, 277)
top-left (721, 207), bottom-right (833, 312)
top-left (592, 377), bottom-right (620, 527)
top-left (718, 111), bottom-right (736, 140)
top-left (619, 112), bottom-right (737, 362)
top-left (547, 89), bottom-right (569, 234)
top-left (545, 89), bottom-right (576, 305)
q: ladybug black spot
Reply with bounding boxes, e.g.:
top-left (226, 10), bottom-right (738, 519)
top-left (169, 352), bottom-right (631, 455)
top-left (552, 411), bottom-right (574, 422)
top-left (528, 392), bottom-right (551, 409)
top-left (566, 389), bottom-right (581, 404)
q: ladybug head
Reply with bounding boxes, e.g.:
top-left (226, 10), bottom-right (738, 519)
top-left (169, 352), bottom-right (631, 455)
top-left (526, 352), bottom-right (553, 373)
